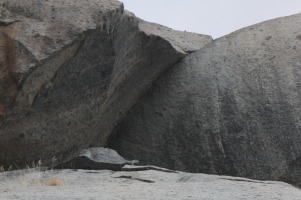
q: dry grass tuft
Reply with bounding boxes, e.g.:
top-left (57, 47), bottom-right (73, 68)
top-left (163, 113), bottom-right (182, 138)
top-left (1, 159), bottom-right (68, 189)
top-left (45, 178), bottom-right (61, 186)
top-left (15, 158), bottom-right (67, 187)
top-left (20, 175), bottom-right (29, 187)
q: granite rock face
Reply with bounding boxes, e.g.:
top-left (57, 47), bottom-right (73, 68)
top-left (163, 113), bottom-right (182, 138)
top-left (108, 13), bottom-right (301, 184)
top-left (0, 0), bottom-right (212, 168)
top-left (2, 0), bottom-right (301, 189)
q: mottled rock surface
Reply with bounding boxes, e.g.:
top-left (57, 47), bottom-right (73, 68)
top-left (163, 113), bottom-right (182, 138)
top-left (2, 0), bottom-right (301, 190)
top-left (1, 168), bottom-right (301, 200)
top-left (0, 0), bottom-right (212, 168)
top-left (108, 13), bottom-right (301, 185)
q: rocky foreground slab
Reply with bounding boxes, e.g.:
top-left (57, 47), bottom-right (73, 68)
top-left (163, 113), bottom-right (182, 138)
top-left (0, 167), bottom-right (300, 200)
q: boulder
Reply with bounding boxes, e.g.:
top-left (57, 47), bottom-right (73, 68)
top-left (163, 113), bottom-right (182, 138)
top-left (53, 147), bottom-right (138, 171)
top-left (108, 12), bottom-right (301, 185)
top-left (0, 0), bottom-right (212, 168)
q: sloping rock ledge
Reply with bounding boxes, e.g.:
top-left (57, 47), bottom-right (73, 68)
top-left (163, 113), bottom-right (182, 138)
top-left (0, 167), bottom-right (300, 200)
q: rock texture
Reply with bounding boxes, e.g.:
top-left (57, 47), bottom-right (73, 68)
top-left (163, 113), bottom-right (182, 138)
top-left (54, 147), bottom-right (138, 171)
top-left (108, 12), bottom-right (301, 185)
top-left (2, 0), bottom-right (301, 190)
top-left (0, 0), bottom-right (212, 168)
top-left (1, 168), bottom-right (301, 199)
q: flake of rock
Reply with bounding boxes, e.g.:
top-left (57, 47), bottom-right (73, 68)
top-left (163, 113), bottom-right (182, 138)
top-left (53, 147), bottom-right (138, 171)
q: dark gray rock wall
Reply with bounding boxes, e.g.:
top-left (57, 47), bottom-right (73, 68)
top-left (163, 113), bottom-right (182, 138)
top-left (108, 13), bottom-right (301, 182)
top-left (0, 0), bottom-right (211, 168)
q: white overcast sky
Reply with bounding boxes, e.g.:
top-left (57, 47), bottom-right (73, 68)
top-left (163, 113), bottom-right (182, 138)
top-left (121, 0), bottom-right (301, 39)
